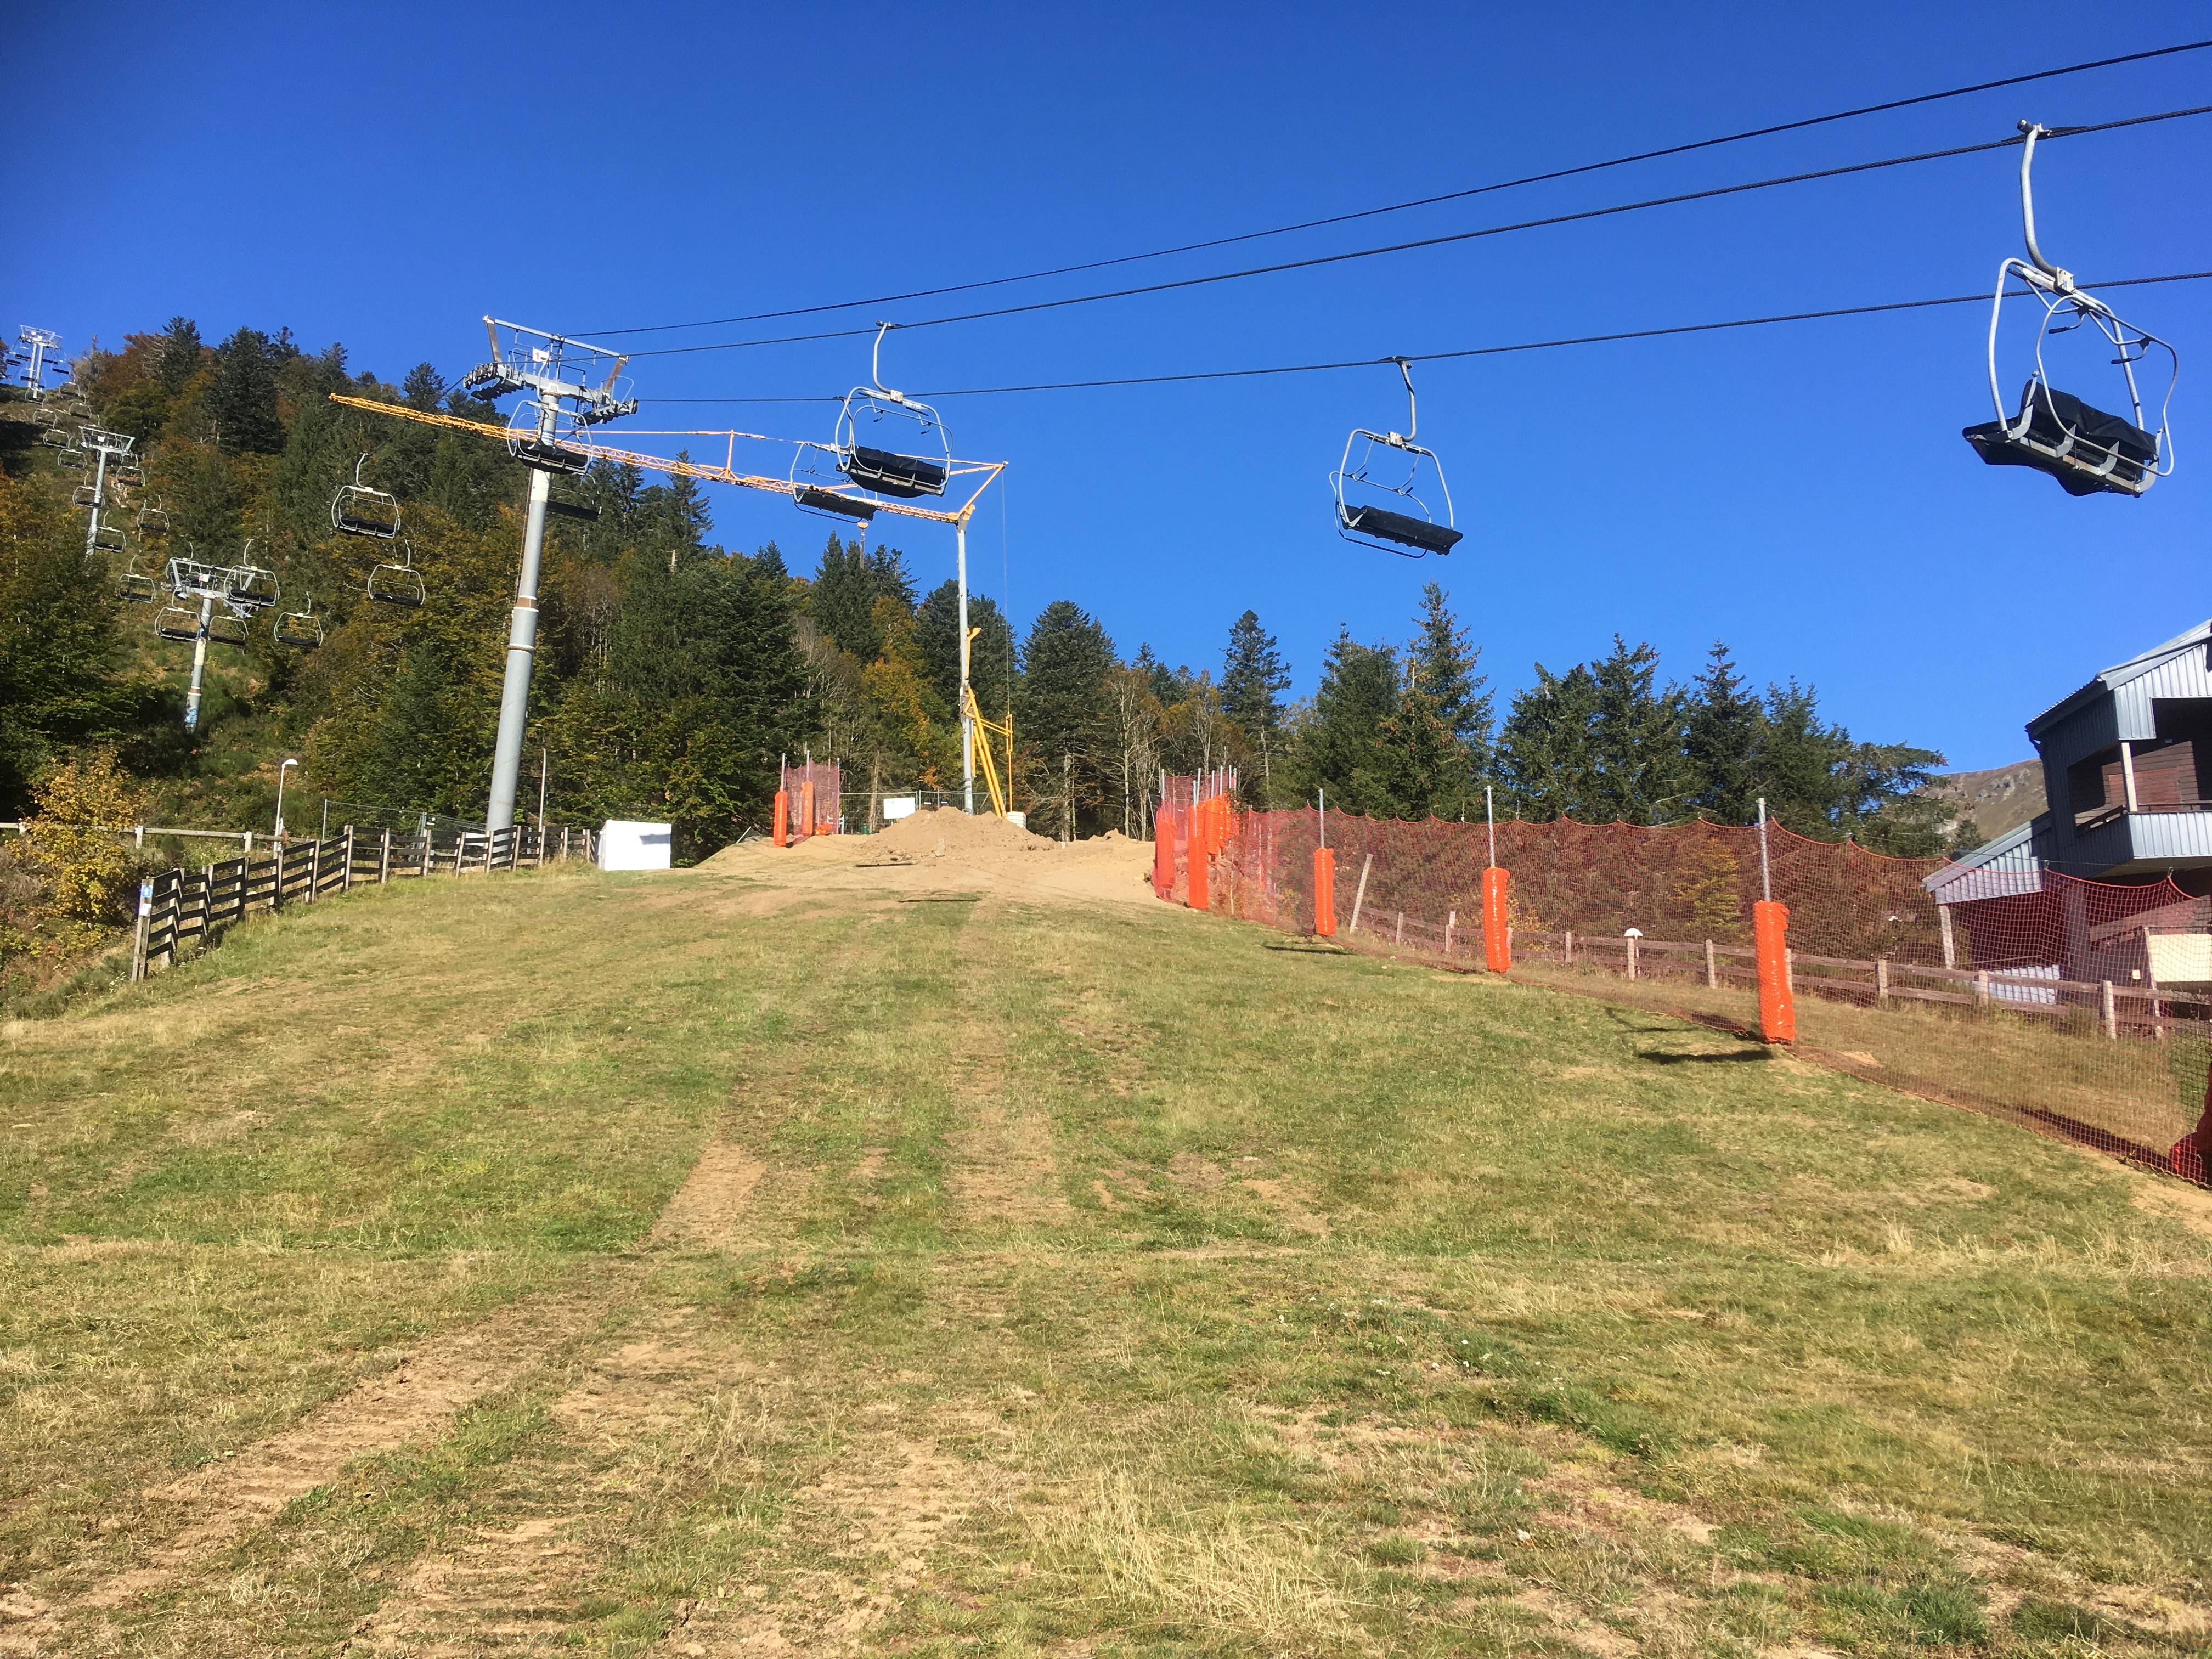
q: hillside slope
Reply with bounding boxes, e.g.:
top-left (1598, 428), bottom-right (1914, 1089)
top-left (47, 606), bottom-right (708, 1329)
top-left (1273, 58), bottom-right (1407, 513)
top-left (3, 844), bottom-right (2205, 1657)
top-left (1938, 757), bottom-right (2047, 842)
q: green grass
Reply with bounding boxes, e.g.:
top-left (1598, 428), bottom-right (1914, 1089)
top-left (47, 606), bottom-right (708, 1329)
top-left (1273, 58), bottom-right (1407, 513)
top-left (2, 852), bottom-right (2208, 1656)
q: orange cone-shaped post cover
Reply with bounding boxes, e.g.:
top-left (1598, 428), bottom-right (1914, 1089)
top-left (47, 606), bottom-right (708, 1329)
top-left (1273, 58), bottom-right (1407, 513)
top-left (1754, 899), bottom-right (1796, 1043)
top-left (1313, 847), bottom-right (1337, 937)
top-left (799, 780), bottom-right (815, 839)
top-left (1482, 866), bottom-right (1511, 973)
top-left (773, 789), bottom-right (789, 848)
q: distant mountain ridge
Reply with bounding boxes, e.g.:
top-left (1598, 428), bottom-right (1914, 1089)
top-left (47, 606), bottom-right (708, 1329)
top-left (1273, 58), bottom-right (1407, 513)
top-left (1935, 760), bottom-right (2046, 843)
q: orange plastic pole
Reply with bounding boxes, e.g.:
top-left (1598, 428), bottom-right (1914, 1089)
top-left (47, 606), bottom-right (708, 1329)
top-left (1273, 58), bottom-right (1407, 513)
top-left (1189, 841), bottom-right (1210, 911)
top-left (799, 779), bottom-right (815, 839)
top-left (772, 789), bottom-right (789, 848)
top-left (1754, 899), bottom-right (1796, 1043)
top-left (1482, 866), bottom-right (1511, 973)
top-left (1153, 807), bottom-right (1173, 897)
top-left (1313, 846), bottom-right (1336, 937)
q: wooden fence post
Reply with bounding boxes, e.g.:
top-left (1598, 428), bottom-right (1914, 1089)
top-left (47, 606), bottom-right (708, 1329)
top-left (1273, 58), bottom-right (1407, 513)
top-left (1394, 910), bottom-right (1403, 946)
top-left (341, 827), bottom-right (354, 893)
top-left (1444, 910), bottom-right (1456, 956)
top-left (1784, 947), bottom-right (1795, 998)
top-left (129, 881), bottom-right (151, 982)
top-left (1705, 939), bottom-right (1717, 988)
top-left (1347, 854), bottom-right (1372, 936)
top-left (379, 828), bottom-right (392, 884)
top-left (272, 843), bottom-right (286, 911)
top-left (561, 826), bottom-right (571, 863)
top-left (1938, 904), bottom-right (1957, 969)
top-left (1626, 934), bottom-right (1639, 981)
top-left (1973, 970), bottom-right (1991, 1011)
top-left (420, 834), bottom-right (432, 879)
top-left (306, 837), bottom-right (320, 903)
top-left (1564, 928), bottom-right (1575, 966)
top-left (2101, 979), bottom-right (2117, 1040)
top-left (1876, 957), bottom-right (1889, 1005)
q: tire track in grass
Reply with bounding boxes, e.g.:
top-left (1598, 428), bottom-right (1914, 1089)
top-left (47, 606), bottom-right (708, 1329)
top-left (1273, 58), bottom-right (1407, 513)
top-left (29, 911), bottom-right (878, 1646)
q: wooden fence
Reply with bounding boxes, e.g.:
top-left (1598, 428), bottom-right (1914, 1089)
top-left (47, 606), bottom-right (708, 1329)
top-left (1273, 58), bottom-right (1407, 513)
top-left (129, 822), bottom-right (599, 981)
top-left (1330, 896), bottom-right (2204, 1043)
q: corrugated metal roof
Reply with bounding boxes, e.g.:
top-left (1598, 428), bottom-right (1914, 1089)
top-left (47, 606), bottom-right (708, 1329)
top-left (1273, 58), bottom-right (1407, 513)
top-left (1923, 819), bottom-right (2042, 903)
top-left (2028, 619), bottom-right (2212, 740)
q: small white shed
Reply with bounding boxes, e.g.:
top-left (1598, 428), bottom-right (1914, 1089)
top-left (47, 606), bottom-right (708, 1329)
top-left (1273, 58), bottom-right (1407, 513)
top-left (599, 820), bottom-right (673, 871)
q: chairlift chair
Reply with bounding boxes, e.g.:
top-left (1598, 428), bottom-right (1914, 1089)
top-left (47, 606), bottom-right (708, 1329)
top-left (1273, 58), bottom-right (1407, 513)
top-left (789, 441), bottom-right (881, 524)
top-left (227, 547), bottom-right (279, 612)
top-left (1962, 122), bottom-right (2176, 498)
top-left (57, 445), bottom-right (85, 469)
top-left (366, 537), bottom-right (426, 608)
top-left (116, 560), bottom-right (159, 604)
top-left (154, 604), bottom-right (202, 643)
top-left (273, 592), bottom-right (323, 647)
top-left (71, 481), bottom-right (101, 507)
top-left (827, 324), bottom-right (952, 502)
top-left (1332, 358), bottom-right (1464, 557)
top-left (206, 611), bottom-right (249, 649)
top-left (91, 523), bottom-right (127, 555)
top-left (506, 402), bottom-right (591, 473)
top-left (330, 453), bottom-right (402, 538)
top-left (136, 499), bottom-right (168, 533)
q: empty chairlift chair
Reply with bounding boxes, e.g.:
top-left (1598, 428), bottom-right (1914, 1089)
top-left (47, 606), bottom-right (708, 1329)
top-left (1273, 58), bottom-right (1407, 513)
top-left (116, 560), bottom-right (160, 604)
top-left (154, 603), bottom-right (202, 642)
top-left (331, 454), bottom-right (402, 537)
top-left (1961, 122), bottom-right (2175, 499)
top-left (814, 323), bottom-right (953, 515)
top-left (366, 538), bottom-right (426, 608)
top-left (1333, 358), bottom-right (1463, 557)
top-left (273, 592), bottom-right (323, 647)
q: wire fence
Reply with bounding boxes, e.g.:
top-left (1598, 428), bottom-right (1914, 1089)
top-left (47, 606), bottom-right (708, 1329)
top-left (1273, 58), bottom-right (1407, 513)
top-left (1153, 782), bottom-right (2210, 1188)
top-left (778, 760), bottom-right (843, 840)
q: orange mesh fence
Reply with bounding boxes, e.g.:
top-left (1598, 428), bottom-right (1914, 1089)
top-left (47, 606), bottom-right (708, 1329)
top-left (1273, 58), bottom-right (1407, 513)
top-left (1156, 794), bottom-right (2209, 1187)
top-left (779, 760), bottom-right (843, 840)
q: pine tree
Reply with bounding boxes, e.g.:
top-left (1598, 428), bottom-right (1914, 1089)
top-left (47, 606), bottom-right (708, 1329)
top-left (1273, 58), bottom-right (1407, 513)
top-left (1019, 601), bottom-right (1116, 834)
top-left (1283, 629), bottom-right (1401, 815)
top-left (1220, 610), bottom-right (1291, 742)
top-left (1586, 636), bottom-right (1690, 824)
top-left (915, 580), bottom-right (1016, 720)
top-left (207, 328), bottom-right (284, 455)
top-left (1497, 663), bottom-right (1601, 820)
top-left (401, 363), bottom-right (446, 410)
top-left (1684, 642), bottom-right (1762, 825)
top-left (157, 317), bottom-right (204, 394)
top-left (809, 535), bottom-right (880, 661)
top-left (1407, 582), bottom-right (1493, 763)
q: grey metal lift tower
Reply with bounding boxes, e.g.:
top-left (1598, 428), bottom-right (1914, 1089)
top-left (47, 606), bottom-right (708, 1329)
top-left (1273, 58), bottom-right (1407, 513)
top-left (459, 319), bottom-right (636, 834)
top-left (15, 327), bottom-right (60, 398)
top-left (78, 427), bottom-right (137, 565)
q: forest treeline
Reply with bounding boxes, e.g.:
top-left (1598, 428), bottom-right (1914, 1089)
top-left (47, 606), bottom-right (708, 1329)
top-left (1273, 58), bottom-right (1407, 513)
top-left (1, 317), bottom-right (1977, 860)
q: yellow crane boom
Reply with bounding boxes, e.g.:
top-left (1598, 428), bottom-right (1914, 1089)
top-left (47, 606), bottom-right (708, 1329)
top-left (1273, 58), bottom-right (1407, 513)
top-left (325, 394), bottom-right (1003, 527)
top-left (962, 682), bottom-right (1015, 821)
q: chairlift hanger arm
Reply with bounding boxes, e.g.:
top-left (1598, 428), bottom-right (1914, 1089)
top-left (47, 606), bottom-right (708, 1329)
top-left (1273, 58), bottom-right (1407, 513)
top-left (326, 393), bottom-right (1006, 527)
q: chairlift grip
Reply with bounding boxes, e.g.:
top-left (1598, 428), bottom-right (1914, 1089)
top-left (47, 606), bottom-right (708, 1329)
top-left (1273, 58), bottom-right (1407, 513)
top-left (871, 321), bottom-right (906, 403)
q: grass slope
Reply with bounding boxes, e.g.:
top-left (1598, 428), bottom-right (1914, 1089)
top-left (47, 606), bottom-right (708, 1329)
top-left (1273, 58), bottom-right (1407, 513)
top-left (1, 857), bottom-right (2207, 1657)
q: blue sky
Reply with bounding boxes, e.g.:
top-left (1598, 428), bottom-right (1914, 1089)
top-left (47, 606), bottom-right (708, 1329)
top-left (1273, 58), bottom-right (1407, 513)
top-left (7, 3), bottom-right (2208, 770)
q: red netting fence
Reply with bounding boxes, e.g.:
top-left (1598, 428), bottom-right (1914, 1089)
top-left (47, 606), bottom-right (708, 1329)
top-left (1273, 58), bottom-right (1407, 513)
top-left (780, 760), bottom-right (844, 839)
top-left (1152, 782), bottom-right (2209, 1187)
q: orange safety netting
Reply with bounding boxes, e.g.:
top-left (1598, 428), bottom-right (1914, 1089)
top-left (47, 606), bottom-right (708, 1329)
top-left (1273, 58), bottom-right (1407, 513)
top-left (1150, 781), bottom-right (2210, 1187)
top-left (780, 760), bottom-right (844, 840)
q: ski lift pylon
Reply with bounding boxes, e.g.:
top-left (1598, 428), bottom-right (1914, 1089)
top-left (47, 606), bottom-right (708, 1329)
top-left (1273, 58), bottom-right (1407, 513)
top-left (1333, 358), bottom-right (1463, 557)
top-left (331, 453), bottom-right (402, 538)
top-left (822, 323), bottom-right (952, 505)
top-left (366, 537), bottom-right (426, 608)
top-left (1962, 122), bottom-right (2175, 498)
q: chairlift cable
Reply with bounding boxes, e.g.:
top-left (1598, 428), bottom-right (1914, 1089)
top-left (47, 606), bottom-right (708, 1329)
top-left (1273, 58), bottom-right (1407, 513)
top-left (640, 270), bottom-right (2212, 403)
top-left (620, 105), bottom-right (2212, 360)
top-left (578, 40), bottom-right (2212, 340)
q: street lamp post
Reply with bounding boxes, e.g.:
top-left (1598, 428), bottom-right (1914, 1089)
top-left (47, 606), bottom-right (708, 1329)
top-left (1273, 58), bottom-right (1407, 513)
top-left (275, 758), bottom-right (298, 842)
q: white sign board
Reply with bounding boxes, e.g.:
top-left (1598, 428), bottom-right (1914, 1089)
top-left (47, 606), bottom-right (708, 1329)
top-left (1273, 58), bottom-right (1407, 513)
top-left (882, 797), bottom-right (918, 821)
top-left (599, 820), bottom-right (673, 871)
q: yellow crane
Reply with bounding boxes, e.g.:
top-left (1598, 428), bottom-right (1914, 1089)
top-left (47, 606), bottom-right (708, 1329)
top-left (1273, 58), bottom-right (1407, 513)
top-left (962, 677), bottom-right (1015, 821)
top-left (326, 394), bottom-right (1003, 527)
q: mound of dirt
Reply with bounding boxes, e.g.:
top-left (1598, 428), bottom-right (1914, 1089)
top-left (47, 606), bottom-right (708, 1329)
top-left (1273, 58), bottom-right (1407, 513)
top-left (872, 808), bottom-right (1052, 856)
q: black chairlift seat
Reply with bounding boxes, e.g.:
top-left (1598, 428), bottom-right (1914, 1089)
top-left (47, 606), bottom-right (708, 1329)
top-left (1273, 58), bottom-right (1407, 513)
top-left (155, 611), bottom-right (202, 643)
top-left (841, 445), bottom-right (947, 499)
top-left (274, 613), bottom-right (322, 647)
top-left (335, 510), bottom-right (398, 537)
top-left (1340, 501), bottom-right (1464, 556)
top-left (368, 570), bottom-right (426, 608)
top-left (512, 438), bottom-right (589, 474)
top-left (795, 486), bottom-right (877, 522)
top-left (1963, 381), bottom-right (2159, 498)
top-left (544, 499), bottom-right (601, 522)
